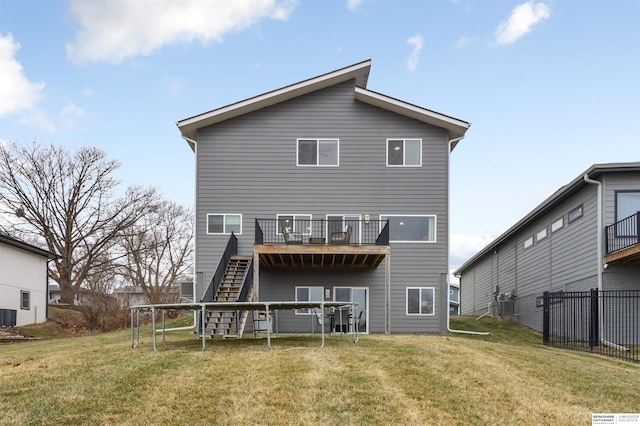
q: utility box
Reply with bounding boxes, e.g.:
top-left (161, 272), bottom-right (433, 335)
top-left (0, 309), bottom-right (17, 327)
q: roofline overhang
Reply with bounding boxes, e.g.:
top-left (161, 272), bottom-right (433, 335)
top-left (354, 87), bottom-right (471, 143)
top-left (454, 162), bottom-right (640, 276)
top-left (0, 233), bottom-right (60, 259)
top-left (177, 59), bottom-right (372, 145)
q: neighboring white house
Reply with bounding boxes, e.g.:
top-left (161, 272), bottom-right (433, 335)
top-left (0, 233), bottom-right (58, 327)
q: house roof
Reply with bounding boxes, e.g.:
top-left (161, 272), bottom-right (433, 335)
top-left (0, 232), bottom-right (60, 259)
top-left (454, 162), bottom-right (640, 276)
top-left (176, 59), bottom-right (470, 150)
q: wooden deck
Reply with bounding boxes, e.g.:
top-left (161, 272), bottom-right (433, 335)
top-left (253, 243), bottom-right (390, 268)
top-left (604, 243), bottom-right (640, 264)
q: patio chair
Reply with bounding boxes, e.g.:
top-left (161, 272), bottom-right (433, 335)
top-left (312, 309), bottom-right (328, 334)
top-left (282, 227), bottom-right (303, 244)
top-left (329, 225), bottom-right (352, 244)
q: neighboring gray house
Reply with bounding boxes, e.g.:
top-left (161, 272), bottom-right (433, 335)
top-left (455, 162), bottom-right (640, 332)
top-left (449, 283), bottom-right (460, 316)
top-left (177, 60), bottom-right (470, 336)
top-left (0, 233), bottom-right (58, 327)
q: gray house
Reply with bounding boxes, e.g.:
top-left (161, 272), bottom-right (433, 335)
top-left (177, 60), bottom-right (470, 336)
top-left (455, 162), bottom-right (640, 332)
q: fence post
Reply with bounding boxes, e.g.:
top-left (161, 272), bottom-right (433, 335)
top-left (542, 291), bottom-right (550, 345)
top-left (636, 211), bottom-right (640, 245)
top-left (589, 288), bottom-right (599, 349)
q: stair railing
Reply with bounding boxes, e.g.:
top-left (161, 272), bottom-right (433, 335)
top-left (200, 233), bottom-right (237, 302)
top-left (235, 259), bottom-right (254, 336)
top-left (236, 259), bottom-right (254, 303)
top-left (376, 219), bottom-right (390, 245)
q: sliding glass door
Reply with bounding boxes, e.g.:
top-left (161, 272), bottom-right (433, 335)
top-left (334, 287), bottom-right (368, 333)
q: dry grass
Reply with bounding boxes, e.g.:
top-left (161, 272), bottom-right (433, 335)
top-left (1, 315), bottom-right (639, 425)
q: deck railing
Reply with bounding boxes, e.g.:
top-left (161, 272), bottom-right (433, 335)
top-left (255, 218), bottom-right (389, 246)
top-left (605, 211), bottom-right (640, 254)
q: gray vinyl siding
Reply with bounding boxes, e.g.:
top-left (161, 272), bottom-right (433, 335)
top-left (194, 80), bottom-right (450, 334)
top-left (602, 173), bottom-right (640, 227)
top-left (601, 173), bottom-right (640, 292)
top-left (460, 185), bottom-right (599, 331)
top-left (257, 268), bottom-right (384, 333)
top-left (460, 252), bottom-right (494, 315)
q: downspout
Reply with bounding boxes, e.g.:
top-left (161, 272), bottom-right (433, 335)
top-left (582, 174), bottom-right (623, 349)
top-left (583, 174), bottom-right (603, 293)
top-left (448, 136), bottom-right (489, 335)
top-left (179, 134), bottom-right (199, 332)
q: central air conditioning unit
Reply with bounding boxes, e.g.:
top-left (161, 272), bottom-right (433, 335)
top-left (498, 291), bottom-right (516, 316)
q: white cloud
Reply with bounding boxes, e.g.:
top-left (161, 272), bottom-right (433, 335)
top-left (59, 102), bottom-right (85, 129)
top-left (495, 1), bottom-right (550, 45)
top-left (66, 0), bottom-right (299, 64)
top-left (160, 77), bottom-right (185, 96)
top-left (406, 34), bottom-right (424, 72)
top-left (347, 0), bottom-right (364, 11)
top-left (455, 36), bottom-right (475, 49)
top-left (450, 233), bottom-right (496, 263)
top-left (19, 108), bottom-right (55, 132)
top-left (0, 33), bottom-right (45, 116)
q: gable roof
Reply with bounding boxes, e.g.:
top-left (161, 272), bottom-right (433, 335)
top-left (0, 232), bottom-right (60, 259)
top-left (454, 162), bottom-right (640, 275)
top-left (177, 59), bottom-right (470, 150)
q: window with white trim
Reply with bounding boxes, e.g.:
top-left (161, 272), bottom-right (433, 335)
top-left (277, 214), bottom-right (312, 235)
top-left (387, 139), bottom-right (422, 166)
top-left (20, 290), bottom-right (30, 310)
top-left (297, 139), bottom-right (339, 166)
top-left (523, 236), bottom-right (534, 249)
top-left (207, 214), bottom-right (242, 235)
top-left (295, 286), bottom-right (324, 314)
top-left (536, 227), bottom-right (548, 242)
top-left (615, 191), bottom-right (640, 236)
top-left (380, 215), bottom-right (435, 242)
top-left (406, 287), bottom-right (435, 315)
top-left (551, 217), bottom-right (564, 233)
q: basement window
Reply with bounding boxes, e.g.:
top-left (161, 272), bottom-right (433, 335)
top-left (295, 286), bottom-right (324, 315)
top-left (20, 291), bottom-right (30, 310)
top-left (406, 287), bottom-right (435, 315)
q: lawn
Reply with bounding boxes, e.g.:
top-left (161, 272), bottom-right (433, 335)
top-left (1, 315), bottom-right (639, 425)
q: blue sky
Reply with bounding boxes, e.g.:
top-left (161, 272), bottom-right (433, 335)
top-left (2, 0), bottom-right (640, 276)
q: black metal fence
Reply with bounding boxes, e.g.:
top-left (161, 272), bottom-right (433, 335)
top-left (606, 211), bottom-right (640, 254)
top-left (543, 289), bottom-right (640, 362)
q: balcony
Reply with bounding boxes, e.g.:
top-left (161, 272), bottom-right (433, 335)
top-left (254, 218), bottom-right (390, 268)
top-left (605, 212), bottom-right (640, 264)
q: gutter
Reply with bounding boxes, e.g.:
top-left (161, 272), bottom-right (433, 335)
top-left (447, 136), bottom-right (489, 336)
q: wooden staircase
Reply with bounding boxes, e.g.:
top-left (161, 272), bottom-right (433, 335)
top-left (204, 256), bottom-right (253, 338)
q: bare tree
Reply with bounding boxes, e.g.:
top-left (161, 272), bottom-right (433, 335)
top-left (0, 142), bottom-right (158, 304)
top-left (117, 200), bottom-right (193, 304)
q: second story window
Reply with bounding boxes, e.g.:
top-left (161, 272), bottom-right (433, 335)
top-left (387, 139), bottom-right (422, 167)
top-left (207, 214), bottom-right (242, 235)
top-left (297, 139), bottom-right (339, 166)
top-left (380, 214), bottom-right (436, 242)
